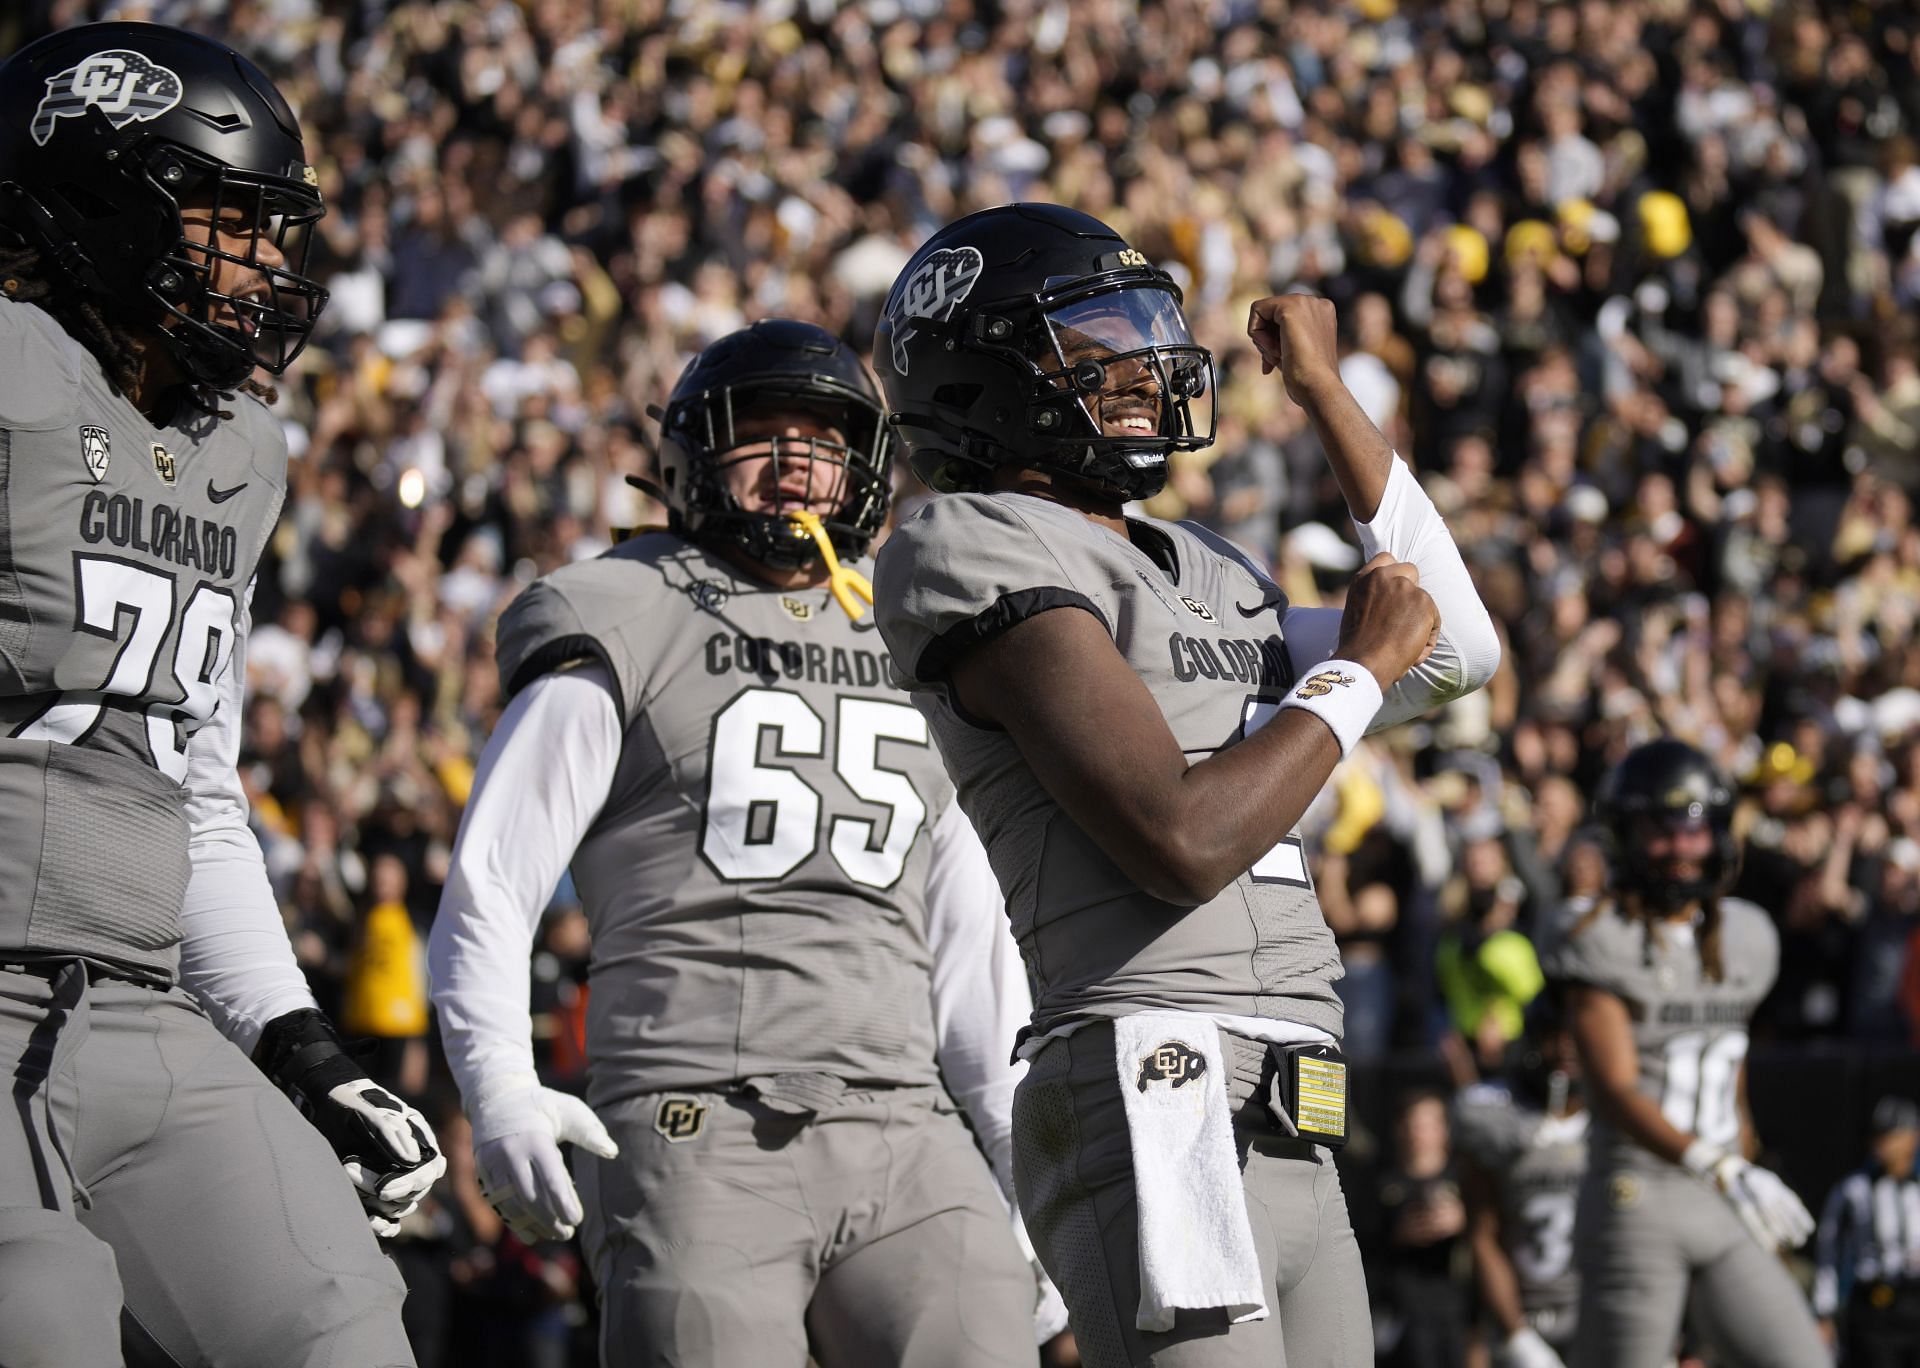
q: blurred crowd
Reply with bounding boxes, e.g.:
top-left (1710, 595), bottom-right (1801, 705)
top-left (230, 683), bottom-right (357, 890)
top-left (16, 0), bottom-right (1920, 1361)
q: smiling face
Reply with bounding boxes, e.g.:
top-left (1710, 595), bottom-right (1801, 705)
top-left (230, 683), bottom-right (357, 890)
top-left (1031, 286), bottom-right (1213, 444)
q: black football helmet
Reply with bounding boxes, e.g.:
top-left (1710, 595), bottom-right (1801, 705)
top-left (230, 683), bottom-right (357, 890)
top-left (873, 203), bottom-right (1215, 501)
top-left (0, 22), bottom-right (327, 390)
top-left (651, 319), bottom-right (891, 569)
top-left (1596, 738), bottom-right (1738, 912)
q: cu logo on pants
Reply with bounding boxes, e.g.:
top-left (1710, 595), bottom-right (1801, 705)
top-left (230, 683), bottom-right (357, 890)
top-left (654, 1096), bottom-right (708, 1143)
top-left (1136, 1041), bottom-right (1207, 1092)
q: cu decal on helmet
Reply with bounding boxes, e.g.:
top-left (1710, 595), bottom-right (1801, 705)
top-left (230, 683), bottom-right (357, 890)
top-left (31, 50), bottom-right (183, 146)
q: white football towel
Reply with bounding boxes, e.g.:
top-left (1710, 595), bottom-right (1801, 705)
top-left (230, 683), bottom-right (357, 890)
top-left (1113, 1012), bottom-right (1268, 1332)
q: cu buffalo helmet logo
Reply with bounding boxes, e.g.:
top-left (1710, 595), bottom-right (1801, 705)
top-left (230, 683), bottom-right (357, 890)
top-left (33, 50), bottom-right (185, 147)
top-left (655, 1096), bottom-right (708, 1143)
top-left (886, 245), bottom-right (983, 375)
top-left (1294, 669), bottom-right (1355, 700)
top-left (1136, 1040), bottom-right (1207, 1092)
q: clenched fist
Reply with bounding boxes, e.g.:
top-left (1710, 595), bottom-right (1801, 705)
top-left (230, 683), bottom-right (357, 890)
top-left (1335, 553), bottom-right (1441, 692)
top-left (1247, 293), bottom-right (1342, 406)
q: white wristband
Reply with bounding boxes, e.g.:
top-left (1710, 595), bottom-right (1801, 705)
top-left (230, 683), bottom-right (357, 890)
top-left (1279, 659), bottom-right (1384, 758)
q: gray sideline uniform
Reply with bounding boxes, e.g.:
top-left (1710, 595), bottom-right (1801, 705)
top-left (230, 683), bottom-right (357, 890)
top-left (1541, 897), bottom-right (1826, 1368)
top-left (873, 491), bottom-right (1370, 1367)
top-left (0, 296), bottom-right (408, 1366)
top-left (1453, 1083), bottom-right (1587, 1352)
top-left (493, 532), bottom-right (1034, 1368)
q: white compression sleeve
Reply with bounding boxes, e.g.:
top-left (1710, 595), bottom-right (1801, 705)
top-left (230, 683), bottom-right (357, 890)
top-left (179, 583), bottom-right (320, 1056)
top-left (924, 799), bottom-right (1029, 1203)
top-left (1280, 455), bottom-right (1500, 732)
top-left (427, 664), bottom-right (622, 1101)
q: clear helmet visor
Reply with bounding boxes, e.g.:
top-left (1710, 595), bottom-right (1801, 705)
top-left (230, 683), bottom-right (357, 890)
top-left (1036, 287), bottom-right (1215, 445)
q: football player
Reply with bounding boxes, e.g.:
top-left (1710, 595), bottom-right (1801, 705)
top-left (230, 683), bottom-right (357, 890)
top-left (428, 319), bottom-right (1055, 1367)
top-left (0, 22), bottom-right (440, 1368)
top-left (1455, 995), bottom-right (1589, 1367)
top-left (1543, 738), bottom-right (1825, 1367)
top-left (870, 203), bottom-right (1500, 1367)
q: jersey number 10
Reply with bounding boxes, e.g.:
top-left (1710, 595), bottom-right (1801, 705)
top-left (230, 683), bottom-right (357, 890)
top-left (1660, 1029), bottom-right (1748, 1148)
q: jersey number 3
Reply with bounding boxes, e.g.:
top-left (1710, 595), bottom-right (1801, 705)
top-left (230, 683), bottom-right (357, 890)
top-left (700, 687), bottom-right (930, 890)
top-left (16, 555), bottom-right (236, 783)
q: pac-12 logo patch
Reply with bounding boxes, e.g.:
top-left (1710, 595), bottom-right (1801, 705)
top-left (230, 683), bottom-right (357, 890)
top-left (655, 1096), bottom-right (708, 1143)
top-left (79, 425), bottom-right (109, 482)
top-left (33, 51), bottom-right (185, 147)
top-left (686, 579), bottom-right (730, 613)
top-left (150, 443), bottom-right (176, 487)
top-left (1136, 1040), bottom-right (1208, 1092)
top-left (886, 245), bottom-right (983, 375)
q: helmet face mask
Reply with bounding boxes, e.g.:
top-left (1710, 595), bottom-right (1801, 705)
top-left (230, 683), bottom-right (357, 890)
top-left (655, 321), bottom-right (891, 570)
top-left (0, 23), bottom-right (330, 392)
top-left (151, 144), bottom-right (326, 387)
top-left (1597, 739), bottom-right (1738, 912)
top-left (875, 204), bottom-right (1217, 501)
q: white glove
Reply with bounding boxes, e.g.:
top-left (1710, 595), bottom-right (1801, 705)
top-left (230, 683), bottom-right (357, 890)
top-left (328, 1079), bottom-right (449, 1237)
top-left (1684, 1142), bottom-right (1816, 1252)
top-left (468, 1073), bottom-right (619, 1243)
top-left (1493, 1326), bottom-right (1567, 1368)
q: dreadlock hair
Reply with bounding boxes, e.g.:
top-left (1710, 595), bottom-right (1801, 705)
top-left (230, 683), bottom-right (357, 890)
top-left (0, 242), bottom-right (278, 413)
top-left (1571, 888), bottom-right (1725, 983)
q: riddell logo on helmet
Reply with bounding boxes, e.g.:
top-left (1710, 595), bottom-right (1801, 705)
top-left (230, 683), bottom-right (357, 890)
top-left (887, 245), bottom-right (983, 375)
top-left (32, 50), bottom-right (185, 147)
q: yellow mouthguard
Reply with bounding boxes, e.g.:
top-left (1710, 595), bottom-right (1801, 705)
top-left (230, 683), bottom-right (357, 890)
top-left (786, 510), bottom-right (873, 622)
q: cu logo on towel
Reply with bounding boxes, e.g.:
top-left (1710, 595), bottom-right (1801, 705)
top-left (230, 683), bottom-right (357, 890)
top-left (1136, 1040), bottom-right (1207, 1092)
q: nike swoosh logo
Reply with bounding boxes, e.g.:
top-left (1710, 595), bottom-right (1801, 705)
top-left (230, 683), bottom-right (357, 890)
top-left (207, 480), bottom-right (248, 504)
top-left (1236, 592), bottom-right (1287, 617)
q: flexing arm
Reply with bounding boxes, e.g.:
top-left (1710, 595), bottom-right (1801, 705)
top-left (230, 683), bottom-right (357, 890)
top-left (949, 555), bottom-right (1437, 906)
top-left (427, 662), bottom-right (622, 1241)
top-left (1250, 298), bottom-right (1499, 725)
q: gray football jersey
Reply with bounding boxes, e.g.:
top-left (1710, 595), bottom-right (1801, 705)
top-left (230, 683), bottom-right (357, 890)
top-left (0, 297), bottom-right (284, 978)
top-left (872, 490), bottom-right (1343, 1039)
top-left (1455, 1083), bottom-right (1587, 1332)
top-left (495, 532), bottom-right (954, 1108)
top-left (1540, 897), bottom-right (1777, 1173)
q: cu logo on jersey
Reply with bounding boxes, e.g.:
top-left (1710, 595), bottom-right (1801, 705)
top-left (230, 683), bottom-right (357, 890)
top-left (32, 51), bottom-right (185, 146)
top-left (886, 245), bottom-right (983, 375)
top-left (1136, 1040), bottom-right (1207, 1092)
top-left (654, 1096), bottom-right (708, 1144)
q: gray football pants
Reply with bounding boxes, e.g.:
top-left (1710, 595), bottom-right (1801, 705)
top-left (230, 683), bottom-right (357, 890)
top-left (1570, 1164), bottom-right (1826, 1368)
top-left (0, 962), bottom-right (412, 1368)
top-left (576, 1084), bottom-right (1038, 1368)
top-left (1013, 1024), bottom-right (1372, 1368)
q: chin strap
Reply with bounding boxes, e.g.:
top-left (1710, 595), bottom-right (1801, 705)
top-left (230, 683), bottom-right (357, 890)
top-left (786, 510), bottom-right (873, 622)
